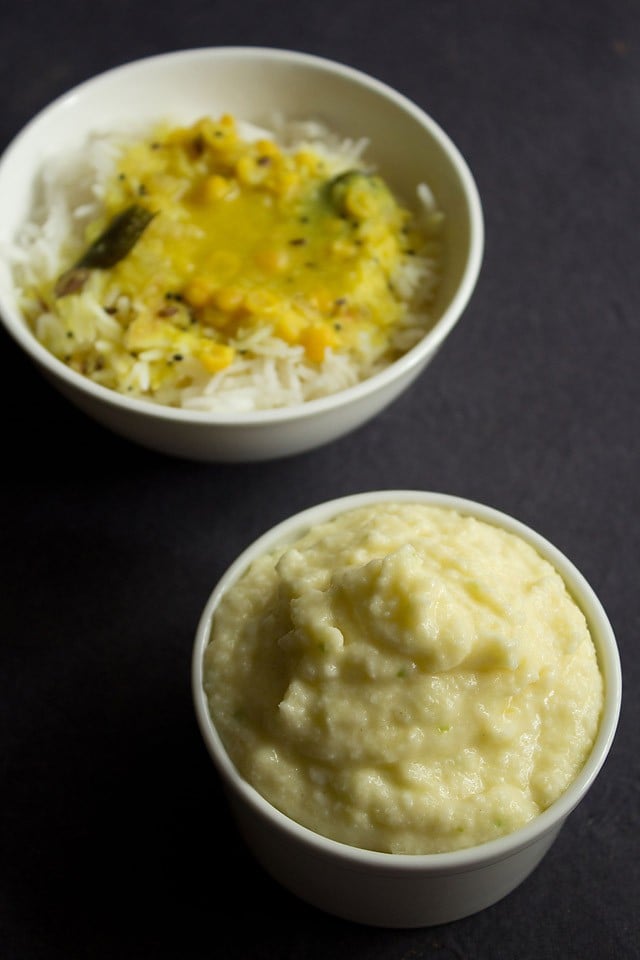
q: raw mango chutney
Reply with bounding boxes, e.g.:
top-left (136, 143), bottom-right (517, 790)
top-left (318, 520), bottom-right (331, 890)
top-left (203, 503), bottom-right (604, 855)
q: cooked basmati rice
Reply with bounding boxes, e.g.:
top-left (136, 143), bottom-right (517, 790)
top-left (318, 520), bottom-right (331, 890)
top-left (7, 116), bottom-right (443, 413)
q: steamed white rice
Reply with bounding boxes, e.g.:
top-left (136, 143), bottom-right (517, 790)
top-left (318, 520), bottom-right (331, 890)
top-left (8, 117), bottom-right (443, 413)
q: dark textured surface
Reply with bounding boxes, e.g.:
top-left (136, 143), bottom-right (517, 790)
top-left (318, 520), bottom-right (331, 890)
top-left (1, 2), bottom-right (639, 957)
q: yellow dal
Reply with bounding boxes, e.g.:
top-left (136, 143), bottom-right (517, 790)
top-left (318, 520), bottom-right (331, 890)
top-left (60, 115), bottom-right (429, 371)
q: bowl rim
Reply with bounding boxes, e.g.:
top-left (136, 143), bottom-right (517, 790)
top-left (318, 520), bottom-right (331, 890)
top-left (0, 45), bottom-right (484, 426)
top-left (192, 488), bottom-right (622, 873)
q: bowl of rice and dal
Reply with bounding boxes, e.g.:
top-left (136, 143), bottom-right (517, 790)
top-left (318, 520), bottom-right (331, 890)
top-left (0, 47), bottom-right (483, 461)
top-left (193, 490), bottom-right (621, 927)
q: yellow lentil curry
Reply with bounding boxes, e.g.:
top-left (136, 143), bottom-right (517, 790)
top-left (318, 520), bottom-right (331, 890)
top-left (28, 114), bottom-right (441, 403)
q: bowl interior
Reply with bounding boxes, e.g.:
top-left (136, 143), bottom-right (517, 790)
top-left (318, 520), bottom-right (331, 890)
top-left (193, 490), bottom-right (622, 867)
top-left (0, 47), bottom-right (482, 358)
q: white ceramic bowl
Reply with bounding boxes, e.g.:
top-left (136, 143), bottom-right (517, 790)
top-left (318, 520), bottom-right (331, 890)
top-left (0, 47), bottom-right (483, 462)
top-left (192, 490), bottom-right (622, 927)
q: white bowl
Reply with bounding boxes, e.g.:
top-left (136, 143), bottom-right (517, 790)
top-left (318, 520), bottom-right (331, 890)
top-left (192, 490), bottom-right (622, 927)
top-left (0, 47), bottom-right (483, 462)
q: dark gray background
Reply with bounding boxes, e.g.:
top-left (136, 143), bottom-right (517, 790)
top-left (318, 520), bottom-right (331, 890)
top-left (1, 1), bottom-right (638, 958)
